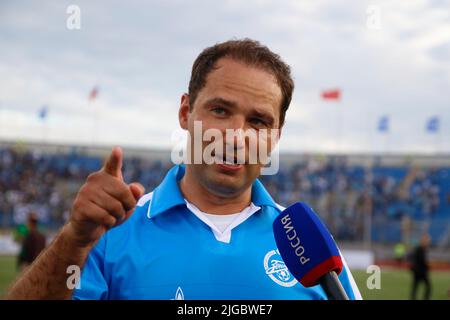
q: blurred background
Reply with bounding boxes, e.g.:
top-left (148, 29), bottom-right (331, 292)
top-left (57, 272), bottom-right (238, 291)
top-left (0, 0), bottom-right (449, 299)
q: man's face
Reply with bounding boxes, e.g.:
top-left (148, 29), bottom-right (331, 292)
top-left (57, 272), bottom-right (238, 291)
top-left (179, 57), bottom-right (282, 198)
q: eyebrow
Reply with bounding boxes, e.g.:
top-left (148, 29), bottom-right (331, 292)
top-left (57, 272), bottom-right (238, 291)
top-left (204, 97), bottom-right (238, 109)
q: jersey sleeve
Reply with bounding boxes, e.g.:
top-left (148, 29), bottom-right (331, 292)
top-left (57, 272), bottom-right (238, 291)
top-left (72, 235), bottom-right (109, 300)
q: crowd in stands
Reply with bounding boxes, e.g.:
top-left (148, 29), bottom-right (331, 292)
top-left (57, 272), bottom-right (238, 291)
top-left (1, 146), bottom-right (449, 243)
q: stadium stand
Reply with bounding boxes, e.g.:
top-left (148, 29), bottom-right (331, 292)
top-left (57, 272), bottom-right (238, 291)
top-left (0, 144), bottom-right (449, 248)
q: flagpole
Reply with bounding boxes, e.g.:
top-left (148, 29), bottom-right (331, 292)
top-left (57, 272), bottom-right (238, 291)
top-left (43, 113), bottom-right (48, 144)
top-left (337, 104), bottom-right (343, 154)
top-left (321, 89), bottom-right (342, 154)
top-left (369, 113), bottom-right (375, 155)
top-left (90, 100), bottom-right (95, 146)
top-left (377, 116), bottom-right (390, 155)
top-left (437, 128), bottom-right (441, 154)
top-left (0, 103), bottom-right (3, 142)
top-left (336, 91), bottom-right (342, 154)
top-left (90, 100), bottom-right (101, 147)
top-left (94, 102), bottom-right (100, 147)
top-left (89, 86), bottom-right (99, 147)
top-left (426, 116), bottom-right (440, 154)
top-left (37, 106), bottom-right (48, 145)
top-left (383, 127), bottom-right (389, 155)
top-left (41, 117), bottom-right (45, 143)
top-left (436, 116), bottom-right (441, 155)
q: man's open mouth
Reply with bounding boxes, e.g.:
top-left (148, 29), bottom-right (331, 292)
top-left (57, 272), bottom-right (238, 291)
top-left (213, 153), bottom-right (245, 167)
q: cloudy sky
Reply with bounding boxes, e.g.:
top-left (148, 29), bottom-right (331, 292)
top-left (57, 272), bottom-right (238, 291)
top-left (0, 0), bottom-right (449, 154)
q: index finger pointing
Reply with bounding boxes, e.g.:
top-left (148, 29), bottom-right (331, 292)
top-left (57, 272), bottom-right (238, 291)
top-left (103, 146), bottom-right (123, 179)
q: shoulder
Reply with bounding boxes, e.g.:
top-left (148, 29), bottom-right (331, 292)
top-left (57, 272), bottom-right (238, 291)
top-left (255, 202), bottom-right (286, 224)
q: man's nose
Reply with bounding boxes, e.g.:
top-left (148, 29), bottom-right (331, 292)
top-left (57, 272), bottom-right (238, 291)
top-left (226, 115), bottom-right (246, 131)
top-left (224, 127), bottom-right (247, 155)
top-left (229, 129), bottom-right (246, 151)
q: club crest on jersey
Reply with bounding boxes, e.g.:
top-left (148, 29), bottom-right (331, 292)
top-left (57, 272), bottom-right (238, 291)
top-left (264, 249), bottom-right (297, 287)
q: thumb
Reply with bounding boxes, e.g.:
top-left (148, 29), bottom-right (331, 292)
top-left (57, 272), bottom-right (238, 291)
top-left (103, 146), bottom-right (123, 179)
top-left (118, 182), bottom-right (145, 225)
top-left (129, 182), bottom-right (145, 201)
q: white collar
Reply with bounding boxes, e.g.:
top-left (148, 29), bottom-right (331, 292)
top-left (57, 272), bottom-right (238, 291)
top-left (184, 200), bottom-right (261, 244)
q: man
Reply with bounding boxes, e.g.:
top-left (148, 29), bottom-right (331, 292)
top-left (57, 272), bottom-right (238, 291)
top-left (14, 212), bottom-right (46, 272)
top-left (18, 212), bottom-right (47, 270)
top-left (13, 222), bottom-right (29, 271)
top-left (7, 39), bottom-right (361, 299)
top-left (410, 234), bottom-right (432, 300)
top-left (394, 242), bottom-right (406, 267)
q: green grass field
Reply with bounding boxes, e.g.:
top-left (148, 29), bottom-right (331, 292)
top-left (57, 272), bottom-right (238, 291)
top-left (0, 256), bottom-right (17, 298)
top-left (0, 255), bottom-right (449, 299)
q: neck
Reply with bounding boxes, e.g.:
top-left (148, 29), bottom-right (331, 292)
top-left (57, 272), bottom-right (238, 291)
top-left (179, 165), bottom-right (252, 215)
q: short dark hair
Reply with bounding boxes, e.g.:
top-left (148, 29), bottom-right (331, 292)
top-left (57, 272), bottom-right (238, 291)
top-left (188, 38), bottom-right (294, 127)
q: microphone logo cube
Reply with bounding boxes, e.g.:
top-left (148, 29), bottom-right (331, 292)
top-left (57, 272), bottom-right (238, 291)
top-left (273, 202), bottom-right (343, 287)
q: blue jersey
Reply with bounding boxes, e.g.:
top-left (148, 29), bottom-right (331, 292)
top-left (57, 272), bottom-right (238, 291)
top-left (73, 165), bottom-right (362, 300)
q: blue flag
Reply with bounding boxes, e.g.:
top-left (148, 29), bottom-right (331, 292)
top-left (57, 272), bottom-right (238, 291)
top-left (377, 115), bottom-right (389, 133)
top-left (426, 116), bottom-right (439, 133)
top-left (38, 106), bottom-right (48, 121)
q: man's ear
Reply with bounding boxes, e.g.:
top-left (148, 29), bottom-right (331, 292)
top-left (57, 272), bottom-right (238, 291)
top-left (179, 93), bottom-right (190, 130)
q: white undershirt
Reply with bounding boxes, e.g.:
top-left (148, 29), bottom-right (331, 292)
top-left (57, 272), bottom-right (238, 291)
top-left (184, 199), bottom-right (261, 244)
top-left (203, 212), bottom-right (242, 233)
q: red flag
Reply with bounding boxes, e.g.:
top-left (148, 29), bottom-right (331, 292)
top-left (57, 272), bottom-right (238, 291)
top-left (321, 89), bottom-right (341, 101)
top-left (89, 86), bottom-right (99, 101)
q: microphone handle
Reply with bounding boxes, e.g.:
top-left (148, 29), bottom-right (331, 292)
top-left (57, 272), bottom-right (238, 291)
top-left (319, 271), bottom-right (349, 300)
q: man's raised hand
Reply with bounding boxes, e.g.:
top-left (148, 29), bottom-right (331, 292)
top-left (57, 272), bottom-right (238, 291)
top-left (66, 147), bottom-right (145, 248)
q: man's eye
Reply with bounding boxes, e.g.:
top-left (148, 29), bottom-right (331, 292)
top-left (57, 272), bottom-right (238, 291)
top-left (212, 107), bottom-right (227, 116)
top-left (250, 118), bottom-right (267, 127)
